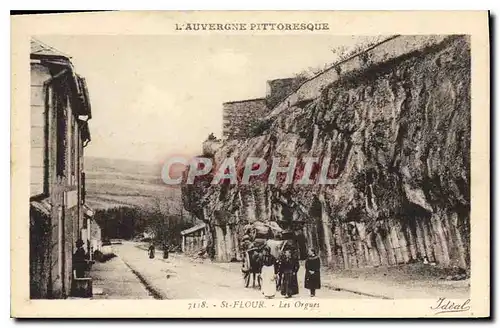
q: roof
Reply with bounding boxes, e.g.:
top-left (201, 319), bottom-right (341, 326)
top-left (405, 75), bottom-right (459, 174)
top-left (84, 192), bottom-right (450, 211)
top-left (30, 199), bottom-right (52, 217)
top-left (30, 39), bottom-right (93, 144)
top-left (181, 223), bottom-right (207, 236)
top-left (30, 38), bottom-right (70, 59)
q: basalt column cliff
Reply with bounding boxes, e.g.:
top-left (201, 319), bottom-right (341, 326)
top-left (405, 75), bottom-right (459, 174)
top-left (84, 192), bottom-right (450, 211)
top-left (182, 35), bottom-right (471, 271)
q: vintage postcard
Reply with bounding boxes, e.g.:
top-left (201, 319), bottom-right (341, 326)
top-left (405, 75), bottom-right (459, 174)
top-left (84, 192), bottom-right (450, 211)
top-left (11, 11), bottom-right (490, 318)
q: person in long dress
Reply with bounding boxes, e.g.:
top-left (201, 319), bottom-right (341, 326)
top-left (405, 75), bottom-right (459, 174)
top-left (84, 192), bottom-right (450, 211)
top-left (304, 248), bottom-right (321, 297)
top-left (260, 246), bottom-right (278, 298)
top-left (279, 249), bottom-right (300, 298)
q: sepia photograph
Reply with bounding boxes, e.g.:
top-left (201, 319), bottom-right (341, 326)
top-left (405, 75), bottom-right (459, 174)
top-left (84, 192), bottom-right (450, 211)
top-left (11, 11), bottom-right (490, 318)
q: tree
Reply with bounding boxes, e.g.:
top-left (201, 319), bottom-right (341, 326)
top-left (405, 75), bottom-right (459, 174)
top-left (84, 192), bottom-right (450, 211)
top-left (146, 197), bottom-right (192, 249)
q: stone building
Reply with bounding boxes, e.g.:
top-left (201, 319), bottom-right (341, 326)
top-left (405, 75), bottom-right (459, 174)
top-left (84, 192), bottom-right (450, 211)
top-left (221, 77), bottom-right (303, 141)
top-left (265, 77), bottom-right (305, 109)
top-left (29, 39), bottom-right (93, 299)
top-left (222, 98), bottom-right (268, 140)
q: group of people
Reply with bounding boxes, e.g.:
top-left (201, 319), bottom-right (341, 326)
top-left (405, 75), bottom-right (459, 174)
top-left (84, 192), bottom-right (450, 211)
top-left (148, 243), bottom-right (169, 259)
top-left (248, 246), bottom-right (321, 299)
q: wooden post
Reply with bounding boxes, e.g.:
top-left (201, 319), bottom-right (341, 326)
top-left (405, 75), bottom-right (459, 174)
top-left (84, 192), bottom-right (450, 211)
top-left (190, 236), bottom-right (194, 253)
top-left (202, 229), bottom-right (207, 248)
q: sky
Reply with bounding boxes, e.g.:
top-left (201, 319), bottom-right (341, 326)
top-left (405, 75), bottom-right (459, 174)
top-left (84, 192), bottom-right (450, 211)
top-left (38, 35), bottom-right (383, 163)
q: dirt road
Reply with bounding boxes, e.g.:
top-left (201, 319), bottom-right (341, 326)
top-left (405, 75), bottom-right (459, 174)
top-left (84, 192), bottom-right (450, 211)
top-left (112, 241), bottom-right (370, 300)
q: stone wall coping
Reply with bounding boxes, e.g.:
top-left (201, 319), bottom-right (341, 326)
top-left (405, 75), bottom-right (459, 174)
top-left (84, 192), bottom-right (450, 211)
top-left (266, 35), bottom-right (450, 119)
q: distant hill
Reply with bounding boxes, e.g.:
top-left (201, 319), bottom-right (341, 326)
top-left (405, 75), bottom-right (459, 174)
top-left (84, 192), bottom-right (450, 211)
top-left (84, 156), bottom-right (182, 213)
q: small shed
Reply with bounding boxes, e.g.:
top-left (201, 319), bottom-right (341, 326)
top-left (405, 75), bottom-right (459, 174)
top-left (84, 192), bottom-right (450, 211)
top-left (181, 223), bottom-right (208, 254)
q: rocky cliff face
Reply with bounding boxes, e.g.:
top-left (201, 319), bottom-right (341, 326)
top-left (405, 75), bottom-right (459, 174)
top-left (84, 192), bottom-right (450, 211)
top-left (182, 35), bottom-right (470, 270)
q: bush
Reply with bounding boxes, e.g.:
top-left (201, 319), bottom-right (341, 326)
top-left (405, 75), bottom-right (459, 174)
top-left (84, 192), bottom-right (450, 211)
top-left (250, 119), bottom-right (272, 137)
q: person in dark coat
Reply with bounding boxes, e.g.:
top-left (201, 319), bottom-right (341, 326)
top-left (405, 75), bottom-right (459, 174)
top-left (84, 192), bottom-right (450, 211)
top-left (275, 254), bottom-right (283, 291)
top-left (250, 249), bottom-right (263, 288)
top-left (148, 244), bottom-right (155, 259)
top-left (304, 248), bottom-right (321, 297)
top-left (73, 239), bottom-right (88, 278)
top-left (279, 249), bottom-right (300, 298)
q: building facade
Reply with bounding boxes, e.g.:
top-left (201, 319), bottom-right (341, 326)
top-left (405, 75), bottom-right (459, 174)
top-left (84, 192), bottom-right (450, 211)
top-left (29, 39), bottom-right (93, 299)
